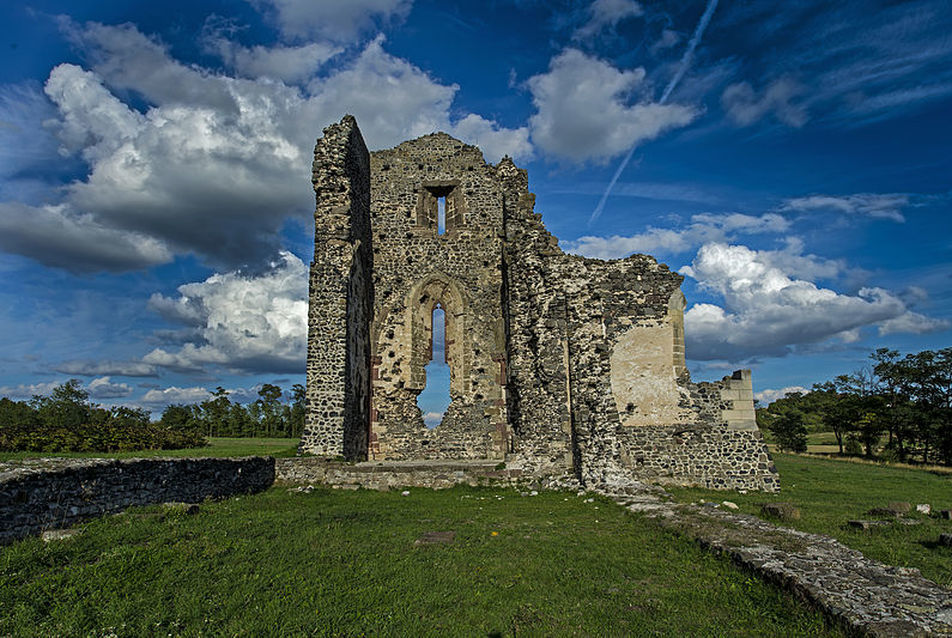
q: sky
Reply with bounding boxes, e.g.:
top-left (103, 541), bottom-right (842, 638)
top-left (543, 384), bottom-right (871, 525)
top-left (0, 0), bottom-right (950, 421)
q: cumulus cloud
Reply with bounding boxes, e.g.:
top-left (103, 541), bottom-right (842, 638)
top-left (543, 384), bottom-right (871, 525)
top-left (207, 39), bottom-right (341, 83)
top-left (565, 212), bottom-right (789, 259)
top-left (781, 193), bottom-right (909, 222)
top-left (140, 386), bottom-right (212, 406)
top-left (527, 49), bottom-right (697, 163)
top-left (0, 202), bottom-right (173, 272)
top-left (0, 381), bottom-right (61, 399)
top-left (53, 360), bottom-right (159, 377)
top-left (680, 243), bottom-right (947, 360)
top-left (251, 0), bottom-right (413, 43)
top-left (721, 77), bottom-right (807, 127)
top-left (574, 0), bottom-right (643, 40)
top-left (754, 386), bottom-right (808, 405)
top-left (0, 21), bottom-right (530, 272)
top-left (143, 251), bottom-right (307, 374)
top-left (423, 411), bottom-right (443, 427)
top-left (87, 376), bottom-right (134, 399)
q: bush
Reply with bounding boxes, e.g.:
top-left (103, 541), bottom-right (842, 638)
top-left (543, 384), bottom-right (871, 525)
top-left (0, 382), bottom-right (207, 453)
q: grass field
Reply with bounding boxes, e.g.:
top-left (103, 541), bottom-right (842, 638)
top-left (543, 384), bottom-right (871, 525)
top-left (668, 453), bottom-right (952, 588)
top-left (0, 437), bottom-right (299, 462)
top-left (0, 486), bottom-right (840, 636)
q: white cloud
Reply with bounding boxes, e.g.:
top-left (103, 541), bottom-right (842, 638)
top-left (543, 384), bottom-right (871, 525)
top-left (680, 242), bottom-right (947, 360)
top-left (3, 22), bottom-right (529, 272)
top-left (53, 360), bottom-right (159, 377)
top-left (722, 77), bottom-right (807, 127)
top-left (651, 29), bottom-right (681, 53)
top-left (143, 251), bottom-right (307, 374)
top-left (448, 113), bottom-right (532, 163)
top-left (781, 193), bottom-right (909, 222)
top-left (422, 411), bottom-right (443, 427)
top-left (566, 212), bottom-right (789, 259)
top-left (0, 381), bottom-right (61, 399)
top-left (251, 0), bottom-right (413, 43)
top-left (755, 386), bottom-right (808, 405)
top-left (574, 0), bottom-right (643, 40)
top-left (207, 39), bottom-right (341, 83)
top-left (140, 386), bottom-right (212, 406)
top-left (87, 376), bottom-right (134, 399)
top-left (0, 202), bottom-right (172, 272)
top-left (527, 49), bottom-right (697, 162)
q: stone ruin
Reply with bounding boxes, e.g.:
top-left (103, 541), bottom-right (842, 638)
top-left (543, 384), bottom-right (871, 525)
top-left (301, 115), bottom-right (778, 491)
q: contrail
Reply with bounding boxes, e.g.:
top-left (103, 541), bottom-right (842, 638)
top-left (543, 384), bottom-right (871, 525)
top-left (589, 0), bottom-right (720, 224)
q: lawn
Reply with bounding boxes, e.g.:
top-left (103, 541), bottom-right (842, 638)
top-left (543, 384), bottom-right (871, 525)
top-left (0, 486), bottom-right (840, 637)
top-left (0, 437), bottom-right (299, 462)
top-left (667, 453), bottom-right (952, 588)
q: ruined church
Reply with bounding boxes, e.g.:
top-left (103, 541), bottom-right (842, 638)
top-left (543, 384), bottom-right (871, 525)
top-left (301, 115), bottom-right (777, 491)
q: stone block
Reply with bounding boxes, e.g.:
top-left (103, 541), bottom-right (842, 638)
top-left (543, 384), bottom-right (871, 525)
top-left (761, 502), bottom-right (800, 521)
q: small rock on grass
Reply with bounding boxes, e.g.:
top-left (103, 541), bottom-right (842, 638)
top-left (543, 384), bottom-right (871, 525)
top-left (916, 504), bottom-right (931, 515)
top-left (41, 529), bottom-right (80, 542)
top-left (414, 531), bottom-right (455, 546)
top-left (722, 501), bottom-right (739, 510)
top-left (888, 501), bottom-right (912, 514)
top-left (761, 502), bottom-right (800, 521)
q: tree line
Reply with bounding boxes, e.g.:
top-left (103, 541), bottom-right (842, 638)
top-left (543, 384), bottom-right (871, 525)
top-left (759, 347), bottom-right (952, 466)
top-left (0, 380), bottom-right (306, 453)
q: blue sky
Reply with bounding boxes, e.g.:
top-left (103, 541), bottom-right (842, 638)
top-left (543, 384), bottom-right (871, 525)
top-left (1, 0), bottom-right (950, 419)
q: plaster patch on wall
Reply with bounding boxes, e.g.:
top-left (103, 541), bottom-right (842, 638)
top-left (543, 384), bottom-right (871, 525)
top-left (610, 324), bottom-right (692, 426)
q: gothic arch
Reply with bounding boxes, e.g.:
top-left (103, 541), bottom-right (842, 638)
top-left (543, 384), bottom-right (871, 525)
top-left (405, 273), bottom-right (468, 399)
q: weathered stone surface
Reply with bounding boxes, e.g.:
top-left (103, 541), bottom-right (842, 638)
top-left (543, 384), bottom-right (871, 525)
top-left (301, 116), bottom-right (778, 492)
top-left (888, 501), bottom-right (912, 514)
top-left (761, 502), bottom-right (801, 521)
top-left (0, 457), bottom-right (274, 545)
top-left (414, 531), bottom-right (456, 546)
top-left (598, 482), bottom-right (952, 637)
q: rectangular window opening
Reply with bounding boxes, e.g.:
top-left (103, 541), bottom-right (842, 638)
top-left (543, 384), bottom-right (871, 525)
top-left (437, 196), bottom-right (446, 235)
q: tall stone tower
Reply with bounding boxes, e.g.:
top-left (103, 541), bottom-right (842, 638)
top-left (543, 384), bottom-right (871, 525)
top-left (301, 116), bottom-right (777, 492)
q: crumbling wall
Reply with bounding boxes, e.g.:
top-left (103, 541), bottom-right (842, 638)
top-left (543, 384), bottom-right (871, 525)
top-left (303, 116), bottom-right (777, 491)
top-left (366, 134), bottom-right (508, 460)
top-left (300, 115), bottom-right (372, 458)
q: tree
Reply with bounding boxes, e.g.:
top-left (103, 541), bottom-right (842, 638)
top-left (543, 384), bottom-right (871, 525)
top-left (760, 392), bottom-right (808, 453)
top-left (256, 384), bottom-right (283, 437)
top-left (199, 387), bottom-right (232, 437)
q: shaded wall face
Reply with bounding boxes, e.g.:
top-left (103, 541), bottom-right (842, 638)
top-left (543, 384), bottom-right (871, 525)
top-left (302, 116), bottom-right (372, 459)
top-left (367, 135), bottom-right (509, 460)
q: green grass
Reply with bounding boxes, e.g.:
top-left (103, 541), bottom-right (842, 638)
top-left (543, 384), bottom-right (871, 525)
top-left (0, 437), bottom-right (299, 462)
top-left (668, 453), bottom-right (952, 588)
top-left (0, 486), bottom-right (840, 637)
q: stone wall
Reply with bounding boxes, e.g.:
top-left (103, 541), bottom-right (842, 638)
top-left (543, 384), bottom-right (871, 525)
top-left (301, 115), bottom-right (373, 458)
top-left (275, 458), bottom-right (527, 491)
top-left (366, 133), bottom-right (508, 461)
top-left (304, 115), bottom-right (778, 492)
top-left (0, 457), bottom-right (274, 545)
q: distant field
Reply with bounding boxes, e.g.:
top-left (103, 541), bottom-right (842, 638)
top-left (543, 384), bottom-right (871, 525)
top-left (668, 453), bottom-right (952, 588)
top-left (0, 486), bottom-right (839, 636)
top-left (0, 437), bottom-right (299, 462)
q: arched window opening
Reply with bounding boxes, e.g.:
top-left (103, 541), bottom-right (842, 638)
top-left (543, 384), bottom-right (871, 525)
top-left (417, 303), bottom-right (451, 428)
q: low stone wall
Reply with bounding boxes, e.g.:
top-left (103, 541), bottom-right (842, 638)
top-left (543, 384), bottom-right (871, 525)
top-left (275, 457), bottom-right (530, 490)
top-left (612, 424), bottom-right (779, 492)
top-left (0, 457), bottom-right (274, 545)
